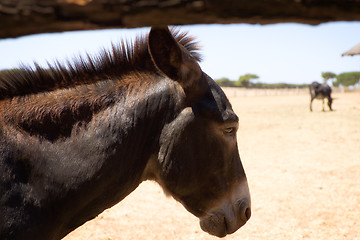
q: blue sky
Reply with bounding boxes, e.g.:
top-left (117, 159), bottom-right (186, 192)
top-left (0, 22), bottom-right (359, 84)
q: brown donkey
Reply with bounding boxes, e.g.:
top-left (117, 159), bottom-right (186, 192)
top-left (0, 27), bottom-right (251, 240)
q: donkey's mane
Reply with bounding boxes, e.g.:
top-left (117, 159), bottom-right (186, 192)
top-left (0, 28), bottom-right (201, 100)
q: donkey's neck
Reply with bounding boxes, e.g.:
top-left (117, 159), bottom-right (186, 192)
top-left (0, 78), bottom-right (118, 141)
top-left (3, 74), bottom-right (185, 188)
top-left (1, 76), bottom-right (185, 239)
top-left (0, 72), bottom-right (177, 142)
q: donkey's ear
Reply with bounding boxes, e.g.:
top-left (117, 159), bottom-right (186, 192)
top-left (148, 27), bottom-right (202, 91)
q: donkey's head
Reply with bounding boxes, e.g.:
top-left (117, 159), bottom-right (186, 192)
top-left (146, 27), bottom-right (251, 237)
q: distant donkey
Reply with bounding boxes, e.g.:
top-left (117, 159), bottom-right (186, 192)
top-left (0, 27), bottom-right (251, 240)
top-left (309, 81), bottom-right (333, 111)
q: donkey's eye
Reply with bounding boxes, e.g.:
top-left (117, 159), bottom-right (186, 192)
top-left (224, 127), bottom-right (236, 135)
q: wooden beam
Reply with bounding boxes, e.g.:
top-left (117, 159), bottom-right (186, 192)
top-left (1, 0), bottom-right (360, 38)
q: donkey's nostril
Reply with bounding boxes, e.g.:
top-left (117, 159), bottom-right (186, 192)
top-left (244, 207), bottom-right (251, 220)
top-left (239, 200), bottom-right (251, 221)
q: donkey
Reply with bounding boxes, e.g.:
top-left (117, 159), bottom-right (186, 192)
top-left (309, 81), bottom-right (333, 112)
top-left (0, 27), bottom-right (251, 240)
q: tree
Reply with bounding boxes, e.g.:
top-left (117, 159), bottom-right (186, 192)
top-left (333, 72), bottom-right (360, 87)
top-left (214, 78), bottom-right (236, 87)
top-left (237, 74), bottom-right (259, 87)
top-left (321, 72), bottom-right (336, 83)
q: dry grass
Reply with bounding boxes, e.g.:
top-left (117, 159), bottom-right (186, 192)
top-left (63, 91), bottom-right (360, 240)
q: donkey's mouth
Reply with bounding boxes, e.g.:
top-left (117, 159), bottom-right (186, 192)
top-left (199, 214), bottom-right (248, 238)
top-left (200, 213), bottom-right (227, 237)
top-left (199, 203), bottom-right (251, 238)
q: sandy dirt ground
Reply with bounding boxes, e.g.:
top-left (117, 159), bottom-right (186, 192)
top-left (63, 91), bottom-right (360, 240)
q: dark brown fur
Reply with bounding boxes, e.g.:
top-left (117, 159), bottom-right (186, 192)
top-left (0, 27), bottom-right (250, 240)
